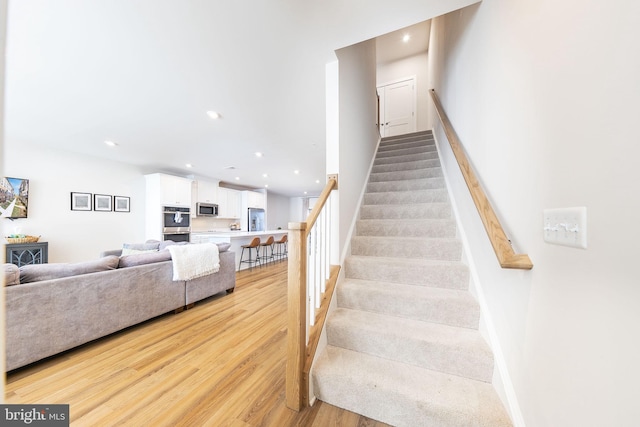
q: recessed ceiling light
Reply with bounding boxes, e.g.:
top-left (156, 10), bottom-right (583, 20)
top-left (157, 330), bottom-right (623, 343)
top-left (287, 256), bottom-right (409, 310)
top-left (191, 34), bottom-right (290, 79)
top-left (255, 152), bottom-right (263, 157)
top-left (104, 140), bottom-right (118, 147)
top-left (304, 191), bottom-right (308, 195)
top-left (315, 179), bottom-right (320, 184)
top-left (294, 170), bottom-right (300, 175)
top-left (185, 163), bottom-right (193, 168)
top-left (207, 111), bottom-right (221, 119)
top-left (262, 173), bottom-right (268, 178)
top-left (264, 184), bottom-right (269, 188)
top-left (235, 177), bottom-right (240, 180)
top-left (402, 34), bottom-right (411, 43)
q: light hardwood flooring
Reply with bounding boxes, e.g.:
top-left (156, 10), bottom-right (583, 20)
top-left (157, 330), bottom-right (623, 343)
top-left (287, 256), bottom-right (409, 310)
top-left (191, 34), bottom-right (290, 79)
top-left (6, 260), bottom-right (390, 427)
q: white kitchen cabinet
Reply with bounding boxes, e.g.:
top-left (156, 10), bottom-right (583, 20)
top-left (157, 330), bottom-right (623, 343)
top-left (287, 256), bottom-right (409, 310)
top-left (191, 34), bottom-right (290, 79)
top-left (158, 174), bottom-right (192, 206)
top-left (195, 180), bottom-right (219, 203)
top-left (145, 173), bottom-right (193, 241)
top-left (218, 187), bottom-right (241, 218)
top-left (145, 173), bottom-right (192, 207)
top-left (246, 190), bottom-right (266, 209)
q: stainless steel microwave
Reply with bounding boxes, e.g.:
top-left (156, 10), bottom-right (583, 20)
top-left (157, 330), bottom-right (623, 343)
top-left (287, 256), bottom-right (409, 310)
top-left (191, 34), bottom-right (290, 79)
top-left (196, 202), bottom-right (218, 217)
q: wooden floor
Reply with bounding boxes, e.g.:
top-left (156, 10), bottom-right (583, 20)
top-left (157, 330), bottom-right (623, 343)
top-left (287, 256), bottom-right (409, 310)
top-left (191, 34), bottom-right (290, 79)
top-left (6, 260), bottom-right (391, 427)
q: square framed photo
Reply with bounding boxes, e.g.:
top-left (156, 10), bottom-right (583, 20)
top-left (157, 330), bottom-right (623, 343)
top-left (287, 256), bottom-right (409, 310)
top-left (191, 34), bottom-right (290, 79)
top-left (71, 192), bottom-right (92, 211)
top-left (113, 196), bottom-right (130, 212)
top-left (94, 194), bottom-right (112, 211)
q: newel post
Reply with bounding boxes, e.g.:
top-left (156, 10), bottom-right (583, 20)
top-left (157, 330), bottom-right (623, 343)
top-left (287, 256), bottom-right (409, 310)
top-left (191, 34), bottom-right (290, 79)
top-left (286, 222), bottom-right (307, 410)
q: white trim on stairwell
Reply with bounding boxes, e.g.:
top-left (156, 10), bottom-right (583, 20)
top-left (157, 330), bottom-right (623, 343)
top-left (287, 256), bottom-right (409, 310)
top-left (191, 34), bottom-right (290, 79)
top-left (338, 135), bottom-right (383, 267)
top-left (431, 127), bottom-right (526, 427)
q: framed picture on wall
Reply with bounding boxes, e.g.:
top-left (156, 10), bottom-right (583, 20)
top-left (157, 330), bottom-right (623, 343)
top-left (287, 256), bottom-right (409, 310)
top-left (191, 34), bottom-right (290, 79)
top-left (1, 177), bottom-right (29, 218)
top-left (93, 194), bottom-right (112, 211)
top-left (71, 192), bottom-right (92, 211)
top-left (113, 196), bottom-right (130, 212)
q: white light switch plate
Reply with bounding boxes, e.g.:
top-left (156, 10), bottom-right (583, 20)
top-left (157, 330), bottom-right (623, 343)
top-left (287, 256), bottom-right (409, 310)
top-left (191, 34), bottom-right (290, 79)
top-left (543, 207), bottom-right (587, 249)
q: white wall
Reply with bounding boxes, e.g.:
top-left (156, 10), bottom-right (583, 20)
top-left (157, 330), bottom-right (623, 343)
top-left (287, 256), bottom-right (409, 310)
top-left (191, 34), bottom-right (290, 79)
top-left (3, 143), bottom-right (146, 262)
top-left (266, 192), bottom-right (291, 230)
top-left (429, 1), bottom-right (640, 426)
top-left (377, 52), bottom-right (430, 132)
top-left (0, 0), bottom-right (7, 396)
top-left (335, 39), bottom-right (379, 259)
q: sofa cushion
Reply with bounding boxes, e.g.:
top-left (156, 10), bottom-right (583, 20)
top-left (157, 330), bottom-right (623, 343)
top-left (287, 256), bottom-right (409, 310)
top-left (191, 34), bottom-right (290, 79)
top-left (19, 255), bottom-right (120, 284)
top-left (4, 263), bottom-right (20, 286)
top-left (118, 249), bottom-right (172, 268)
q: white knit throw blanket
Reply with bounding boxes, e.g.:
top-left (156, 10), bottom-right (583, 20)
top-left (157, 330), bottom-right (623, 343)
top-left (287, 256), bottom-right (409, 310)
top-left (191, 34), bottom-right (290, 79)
top-left (167, 243), bottom-right (220, 281)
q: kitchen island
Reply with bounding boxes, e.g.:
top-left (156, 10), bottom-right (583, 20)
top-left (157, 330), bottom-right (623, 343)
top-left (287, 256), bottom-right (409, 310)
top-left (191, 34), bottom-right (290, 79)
top-left (191, 230), bottom-right (287, 271)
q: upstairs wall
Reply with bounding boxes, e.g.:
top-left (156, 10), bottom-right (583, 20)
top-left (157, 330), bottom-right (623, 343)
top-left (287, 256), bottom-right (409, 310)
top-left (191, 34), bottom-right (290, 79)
top-left (428, 0), bottom-right (640, 425)
top-left (335, 39), bottom-right (379, 260)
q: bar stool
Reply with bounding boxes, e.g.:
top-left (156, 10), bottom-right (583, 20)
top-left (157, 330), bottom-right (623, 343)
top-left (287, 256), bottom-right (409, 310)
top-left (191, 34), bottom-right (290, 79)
top-left (273, 234), bottom-right (288, 261)
top-left (239, 237), bottom-right (261, 270)
top-left (257, 236), bottom-right (275, 265)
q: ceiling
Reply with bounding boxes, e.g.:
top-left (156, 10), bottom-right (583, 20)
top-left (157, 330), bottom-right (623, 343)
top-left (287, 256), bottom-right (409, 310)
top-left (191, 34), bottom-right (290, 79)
top-left (4, 1), bottom-right (442, 197)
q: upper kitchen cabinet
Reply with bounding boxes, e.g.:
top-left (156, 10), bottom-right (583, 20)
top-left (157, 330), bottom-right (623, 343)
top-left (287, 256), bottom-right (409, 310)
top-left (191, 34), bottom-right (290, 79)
top-left (245, 190), bottom-right (266, 209)
top-left (194, 180), bottom-right (219, 203)
top-left (218, 187), bottom-right (241, 218)
top-left (145, 173), bottom-right (193, 207)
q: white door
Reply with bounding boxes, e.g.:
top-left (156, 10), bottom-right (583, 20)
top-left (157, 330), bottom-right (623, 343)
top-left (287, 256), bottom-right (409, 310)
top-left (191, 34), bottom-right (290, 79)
top-left (377, 78), bottom-right (416, 137)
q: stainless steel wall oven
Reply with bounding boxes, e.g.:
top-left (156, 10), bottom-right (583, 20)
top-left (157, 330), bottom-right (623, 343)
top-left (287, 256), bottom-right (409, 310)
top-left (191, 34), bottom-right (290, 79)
top-left (162, 206), bottom-right (191, 242)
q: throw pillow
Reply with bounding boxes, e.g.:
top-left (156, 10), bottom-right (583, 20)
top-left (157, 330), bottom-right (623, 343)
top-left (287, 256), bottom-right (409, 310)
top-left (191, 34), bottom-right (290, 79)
top-left (19, 255), bottom-right (120, 284)
top-left (118, 250), bottom-right (172, 268)
top-left (3, 263), bottom-right (20, 286)
top-left (159, 240), bottom-right (189, 251)
top-left (121, 242), bottom-right (160, 256)
top-left (121, 248), bottom-right (159, 256)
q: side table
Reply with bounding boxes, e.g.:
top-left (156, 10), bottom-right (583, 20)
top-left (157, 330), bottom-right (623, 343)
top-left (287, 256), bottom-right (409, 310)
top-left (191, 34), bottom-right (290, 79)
top-left (5, 242), bottom-right (49, 267)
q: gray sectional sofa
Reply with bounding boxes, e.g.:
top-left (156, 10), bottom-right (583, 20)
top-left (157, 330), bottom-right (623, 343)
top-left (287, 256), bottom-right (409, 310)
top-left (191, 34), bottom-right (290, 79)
top-left (4, 241), bottom-right (235, 371)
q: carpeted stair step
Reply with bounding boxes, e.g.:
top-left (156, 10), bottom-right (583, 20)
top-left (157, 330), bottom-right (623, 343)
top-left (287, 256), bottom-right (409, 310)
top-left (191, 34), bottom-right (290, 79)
top-left (375, 144), bottom-right (436, 159)
top-left (373, 150), bottom-right (439, 166)
top-left (326, 308), bottom-right (494, 382)
top-left (360, 202), bottom-right (451, 220)
top-left (351, 236), bottom-right (462, 261)
top-left (371, 158), bottom-right (441, 173)
top-left (313, 346), bottom-right (513, 427)
top-left (356, 218), bottom-right (456, 238)
top-left (366, 177), bottom-right (445, 193)
top-left (368, 167), bottom-right (442, 183)
top-left (363, 188), bottom-right (449, 205)
top-left (337, 278), bottom-right (479, 328)
top-left (344, 255), bottom-right (469, 289)
top-left (380, 131), bottom-right (433, 145)
top-left (378, 139), bottom-right (434, 153)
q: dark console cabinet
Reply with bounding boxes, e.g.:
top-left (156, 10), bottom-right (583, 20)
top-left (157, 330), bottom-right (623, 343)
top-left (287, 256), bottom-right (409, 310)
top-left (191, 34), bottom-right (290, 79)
top-left (6, 242), bottom-right (49, 267)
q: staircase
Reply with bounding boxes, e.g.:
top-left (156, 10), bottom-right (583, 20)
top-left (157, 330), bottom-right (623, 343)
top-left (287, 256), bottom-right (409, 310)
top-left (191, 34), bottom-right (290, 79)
top-left (312, 131), bottom-right (513, 427)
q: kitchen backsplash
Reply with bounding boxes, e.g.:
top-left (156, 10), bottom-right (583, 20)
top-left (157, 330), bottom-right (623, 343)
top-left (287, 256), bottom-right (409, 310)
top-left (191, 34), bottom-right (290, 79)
top-left (191, 217), bottom-right (235, 232)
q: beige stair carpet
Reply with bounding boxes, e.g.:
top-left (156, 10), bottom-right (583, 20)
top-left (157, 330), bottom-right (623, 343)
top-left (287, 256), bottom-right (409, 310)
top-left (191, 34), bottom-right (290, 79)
top-left (312, 130), bottom-right (513, 427)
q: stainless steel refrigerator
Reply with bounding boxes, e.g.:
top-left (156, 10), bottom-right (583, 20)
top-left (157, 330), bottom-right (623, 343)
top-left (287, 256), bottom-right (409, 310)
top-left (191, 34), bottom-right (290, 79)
top-left (248, 208), bottom-right (265, 231)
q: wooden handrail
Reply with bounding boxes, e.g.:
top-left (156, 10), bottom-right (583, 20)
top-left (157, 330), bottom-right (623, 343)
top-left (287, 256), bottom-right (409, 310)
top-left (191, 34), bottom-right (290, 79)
top-left (429, 89), bottom-right (533, 270)
top-left (305, 176), bottom-right (337, 237)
